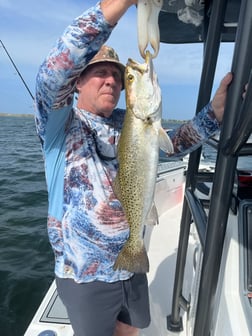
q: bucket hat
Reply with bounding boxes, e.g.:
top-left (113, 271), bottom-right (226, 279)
top-left (79, 45), bottom-right (125, 90)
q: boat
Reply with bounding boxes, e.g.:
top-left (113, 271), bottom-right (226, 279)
top-left (25, 0), bottom-right (252, 335)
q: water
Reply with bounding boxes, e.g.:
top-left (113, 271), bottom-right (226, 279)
top-left (0, 116), bottom-right (54, 336)
top-left (0, 115), bottom-right (251, 336)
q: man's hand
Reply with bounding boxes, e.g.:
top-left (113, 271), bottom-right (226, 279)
top-left (101, 0), bottom-right (137, 26)
top-left (211, 72), bottom-right (233, 123)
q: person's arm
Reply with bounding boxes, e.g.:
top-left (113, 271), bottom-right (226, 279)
top-left (168, 72), bottom-right (233, 157)
top-left (35, 0), bottom-right (135, 147)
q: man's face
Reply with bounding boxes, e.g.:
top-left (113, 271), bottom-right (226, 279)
top-left (76, 62), bottom-right (123, 118)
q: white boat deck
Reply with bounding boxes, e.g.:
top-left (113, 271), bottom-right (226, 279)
top-left (25, 162), bottom-right (189, 336)
top-left (25, 204), bottom-right (188, 336)
top-left (24, 161), bottom-right (252, 336)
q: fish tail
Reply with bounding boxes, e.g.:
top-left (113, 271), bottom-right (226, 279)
top-left (113, 241), bottom-right (149, 273)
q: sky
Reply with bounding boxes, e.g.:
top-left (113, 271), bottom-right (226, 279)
top-left (0, 0), bottom-right (234, 120)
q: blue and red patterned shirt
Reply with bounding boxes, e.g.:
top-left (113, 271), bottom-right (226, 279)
top-left (35, 2), bottom-right (220, 283)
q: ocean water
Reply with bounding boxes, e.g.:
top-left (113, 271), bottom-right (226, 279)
top-left (0, 115), bottom-right (251, 336)
top-left (0, 116), bottom-right (54, 336)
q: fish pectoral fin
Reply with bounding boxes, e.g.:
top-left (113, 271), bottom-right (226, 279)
top-left (159, 127), bottom-right (174, 154)
top-left (146, 202), bottom-right (159, 225)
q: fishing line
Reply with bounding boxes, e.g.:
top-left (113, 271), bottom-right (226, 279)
top-left (0, 39), bottom-right (34, 101)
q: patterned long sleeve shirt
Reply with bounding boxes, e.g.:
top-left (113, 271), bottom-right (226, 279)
top-left (35, 2), bottom-right (220, 283)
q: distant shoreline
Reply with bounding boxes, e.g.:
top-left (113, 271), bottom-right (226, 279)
top-left (0, 113), bottom-right (33, 118)
top-left (0, 113), bottom-right (184, 123)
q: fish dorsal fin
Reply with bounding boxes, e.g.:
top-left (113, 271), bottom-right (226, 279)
top-left (159, 127), bottom-right (174, 154)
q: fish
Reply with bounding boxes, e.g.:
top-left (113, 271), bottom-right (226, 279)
top-left (137, 0), bottom-right (163, 59)
top-left (113, 51), bottom-right (173, 273)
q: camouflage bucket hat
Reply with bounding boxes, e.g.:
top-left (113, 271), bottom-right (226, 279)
top-left (81, 45), bottom-right (125, 90)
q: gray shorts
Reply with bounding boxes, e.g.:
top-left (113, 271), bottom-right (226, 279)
top-left (56, 274), bottom-right (150, 336)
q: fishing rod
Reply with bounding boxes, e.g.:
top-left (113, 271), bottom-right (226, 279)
top-left (0, 39), bottom-right (34, 100)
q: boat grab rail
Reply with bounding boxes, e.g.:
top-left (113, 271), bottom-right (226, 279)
top-left (167, 0), bottom-right (229, 332)
top-left (185, 189), bottom-right (207, 248)
top-left (168, 0), bottom-right (252, 335)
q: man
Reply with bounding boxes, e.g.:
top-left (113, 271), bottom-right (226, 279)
top-left (35, 1), bottom-right (232, 335)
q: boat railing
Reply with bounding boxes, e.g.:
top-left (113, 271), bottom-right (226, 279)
top-left (167, 0), bottom-right (252, 335)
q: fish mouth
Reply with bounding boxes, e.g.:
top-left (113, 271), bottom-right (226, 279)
top-left (127, 51), bottom-right (154, 81)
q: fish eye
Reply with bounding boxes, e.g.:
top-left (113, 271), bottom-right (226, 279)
top-left (127, 74), bottom-right (134, 82)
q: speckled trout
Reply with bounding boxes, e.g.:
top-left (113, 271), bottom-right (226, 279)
top-left (113, 51), bottom-right (173, 273)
